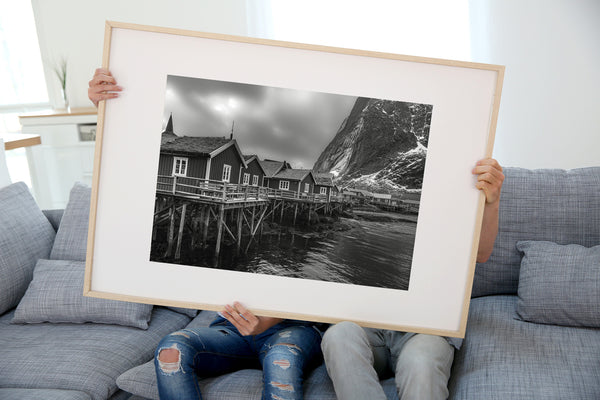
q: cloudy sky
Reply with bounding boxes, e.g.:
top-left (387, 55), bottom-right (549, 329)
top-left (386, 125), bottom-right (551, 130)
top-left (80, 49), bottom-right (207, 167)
top-left (161, 75), bottom-right (357, 169)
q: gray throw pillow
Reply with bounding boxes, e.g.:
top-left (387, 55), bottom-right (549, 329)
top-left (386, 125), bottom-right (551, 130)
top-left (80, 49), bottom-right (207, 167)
top-left (516, 240), bottom-right (600, 328)
top-left (12, 259), bottom-right (153, 329)
top-left (50, 182), bottom-right (91, 261)
top-left (0, 182), bottom-right (56, 314)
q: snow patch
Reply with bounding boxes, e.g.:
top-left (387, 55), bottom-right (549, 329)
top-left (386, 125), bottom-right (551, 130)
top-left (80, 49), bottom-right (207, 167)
top-left (329, 148), bottom-right (353, 177)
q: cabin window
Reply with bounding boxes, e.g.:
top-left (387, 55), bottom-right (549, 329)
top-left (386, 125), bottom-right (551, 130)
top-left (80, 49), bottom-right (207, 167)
top-left (243, 173), bottom-right (250, 185)
top-left (320, 187), bottom-right (327, 195)
top-left (279, 180), bottom-right (290, 190)
top-left (252, 175), bottom-right (259, 186)
top-left (173, 157), bottom-right (188, 176)
top-left (304, 183), bottom-right (310, 193)
top-left (222, 164), bottom-right (232, 182)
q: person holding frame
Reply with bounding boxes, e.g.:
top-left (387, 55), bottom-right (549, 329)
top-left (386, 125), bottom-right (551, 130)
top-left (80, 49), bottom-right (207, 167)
top-left (320, 159), bottom-right (504, 400)
top-left (89, 68), bottom-right (504, 400)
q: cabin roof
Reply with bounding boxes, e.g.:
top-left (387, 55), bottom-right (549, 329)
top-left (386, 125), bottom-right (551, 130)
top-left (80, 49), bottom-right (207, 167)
top-left (259, 160), bottom-right (287, 177)
top-left (161, 131), bottom-right (178, 145)
top-left (160, 132), bottom-right (232, 156)
top-left (274, 168), bottom-right (314, 181)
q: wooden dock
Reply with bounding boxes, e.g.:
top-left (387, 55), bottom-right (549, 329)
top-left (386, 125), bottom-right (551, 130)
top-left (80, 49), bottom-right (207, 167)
top-left (153, 175), bottom-right (346, 260)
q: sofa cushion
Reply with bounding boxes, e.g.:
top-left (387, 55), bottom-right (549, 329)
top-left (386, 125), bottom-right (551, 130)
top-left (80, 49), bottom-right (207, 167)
top-left (472, 167), bottom-right (600, 297)
top-left (165, 306), bottom-right (199, 318)
top-left (0, 182), bottom-right (56, 315)
top-left (0, 388), bottom-right (92, 400)
top-left (118, 354), bottom-right (399, 400)
top-left (0, 307), bottom-right (191, 400)
top-left (449, 295), bottom-right (600, 399)
top-left (11, 259), bottom-right (153, 329)
top-left (50, 182), bottom-right (91, 261)
top-left (516, 241), bottom-right (600, 327)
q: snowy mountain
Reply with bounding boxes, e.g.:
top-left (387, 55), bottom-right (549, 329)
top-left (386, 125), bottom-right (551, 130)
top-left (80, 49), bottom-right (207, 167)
top-left (313, 97), bottom-right (432, 194)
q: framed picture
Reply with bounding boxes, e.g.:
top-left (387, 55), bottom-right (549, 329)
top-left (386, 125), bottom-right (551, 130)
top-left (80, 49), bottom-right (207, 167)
top-left (85, 21), bottom-right (504, 338)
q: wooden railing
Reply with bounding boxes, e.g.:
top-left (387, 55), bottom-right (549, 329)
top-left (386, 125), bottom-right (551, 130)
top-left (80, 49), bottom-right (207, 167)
top-left (157, 176), bottom-right (269, 203)
top-left (156, 175), bottom-right (343, 204)
top-left (263, 188), bottom-right (335, 203)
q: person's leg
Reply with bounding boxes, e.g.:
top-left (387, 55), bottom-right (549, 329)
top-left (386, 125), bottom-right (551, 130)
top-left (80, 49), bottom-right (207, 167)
top-left (154, 325), bottom-right (259, 400)
top-left (259, 324), bottom-right (323, 400)
top-left (390, 333), bottom-right (454, 400)
top-left (321, 322), bottom-right (389, 400)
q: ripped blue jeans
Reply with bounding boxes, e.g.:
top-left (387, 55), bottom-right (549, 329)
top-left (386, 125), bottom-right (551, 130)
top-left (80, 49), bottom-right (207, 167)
top-left (154, 317), bottom-right (323, 400)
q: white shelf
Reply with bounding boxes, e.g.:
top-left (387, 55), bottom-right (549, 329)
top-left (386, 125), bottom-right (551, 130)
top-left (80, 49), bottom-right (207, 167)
top-left (19, 108), bottom-right (98, 209)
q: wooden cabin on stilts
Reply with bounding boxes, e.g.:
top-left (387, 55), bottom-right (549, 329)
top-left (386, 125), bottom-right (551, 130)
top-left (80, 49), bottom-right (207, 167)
top-left (152, 115), bottom-right (346, 264)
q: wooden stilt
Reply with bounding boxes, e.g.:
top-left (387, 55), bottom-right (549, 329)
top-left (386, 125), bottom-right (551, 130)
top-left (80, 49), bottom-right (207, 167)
top-left (175, 203), bottom-right (187, 260)
top-left (280, 200), bottom-right (285, 223)
top-left (260, 207), bottom-right (265, 236)
top-left (293, 203), bottom-right (298, 226)
top-left (203, 206), bottom-right (210, 244)
top-left (251, 205), bottom-right (269, 236)
top-left (215, 205), bottom-right (225, 258)
top-left (236, 207), bottom-right (243, 252)
top-left (192, 208), bottom-right (203, 249)
top-left (166, 202), bottom-right (176, 257)
top-left (241, 209), bottom-right (250, 230)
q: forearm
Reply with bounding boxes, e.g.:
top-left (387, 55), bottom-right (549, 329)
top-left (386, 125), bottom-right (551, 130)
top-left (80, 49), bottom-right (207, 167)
top-left (472, 158), bottom-right (504, 263)
top-left (477, 199), bottom-right (500, 263)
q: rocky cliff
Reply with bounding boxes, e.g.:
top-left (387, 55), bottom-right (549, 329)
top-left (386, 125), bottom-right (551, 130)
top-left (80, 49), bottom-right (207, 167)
top-left (313, 97), bottom-right (432, 193)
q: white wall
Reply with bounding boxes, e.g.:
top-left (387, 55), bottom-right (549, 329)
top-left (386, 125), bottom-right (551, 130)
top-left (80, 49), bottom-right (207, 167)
top-left (31, 0), bottom-right (249, 109)
top-left (252, 0), bottom-right (600, 169)
top-left (31, 0), bottom-right (599, 169)
top-left (470, 0), bottom-right (600, 169)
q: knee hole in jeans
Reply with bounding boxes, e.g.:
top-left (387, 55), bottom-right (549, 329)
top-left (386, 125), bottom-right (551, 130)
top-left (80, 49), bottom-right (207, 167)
top-left (157, 346), bottom-right (181, 373)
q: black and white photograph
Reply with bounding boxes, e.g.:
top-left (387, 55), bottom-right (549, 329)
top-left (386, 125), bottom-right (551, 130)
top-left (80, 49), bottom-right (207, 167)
top-left (150, 75), bottom-right (432, 291)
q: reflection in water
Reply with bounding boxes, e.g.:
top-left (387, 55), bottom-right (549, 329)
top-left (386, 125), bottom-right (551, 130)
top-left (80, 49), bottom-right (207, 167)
top-left (176, 217), bottom-right (415, 291)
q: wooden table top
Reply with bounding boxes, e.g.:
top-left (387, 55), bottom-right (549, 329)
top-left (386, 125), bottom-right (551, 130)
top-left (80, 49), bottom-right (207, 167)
top-left (1, 133), bottom-right (42, 150)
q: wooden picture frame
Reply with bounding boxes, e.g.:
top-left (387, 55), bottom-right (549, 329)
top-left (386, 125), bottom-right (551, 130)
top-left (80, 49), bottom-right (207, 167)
top-left (84, 21), bottom-right (504, 338)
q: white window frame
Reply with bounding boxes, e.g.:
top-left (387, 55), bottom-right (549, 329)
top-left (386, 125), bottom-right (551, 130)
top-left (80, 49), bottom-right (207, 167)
top-left (172, 157), bottom-right (188, 176)
top-left (279, 180), bottom-right (290, 190)
top-left (243, 172), bottom-right (250, 185)
top-left (222, 164), bottom-right (232, 182)
top-left (252, 175), bottom-right (259, 186)
top-left (304, 183), bottom-right (310, 193)
top-left (320, 187), bottom-right (327, 195)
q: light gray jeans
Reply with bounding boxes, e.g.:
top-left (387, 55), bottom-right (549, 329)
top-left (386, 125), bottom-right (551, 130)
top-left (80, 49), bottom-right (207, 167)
top-left (321, 321), bottom-right (454, 400)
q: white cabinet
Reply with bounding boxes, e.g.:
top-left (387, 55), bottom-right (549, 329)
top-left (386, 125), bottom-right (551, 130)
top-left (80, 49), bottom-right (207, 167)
top-left (19, 108), bottom-right (97, 209)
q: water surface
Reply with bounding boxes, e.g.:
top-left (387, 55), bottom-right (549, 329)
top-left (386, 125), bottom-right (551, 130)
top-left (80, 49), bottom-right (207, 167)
top-left (178, 216), bottom-right (415, 290)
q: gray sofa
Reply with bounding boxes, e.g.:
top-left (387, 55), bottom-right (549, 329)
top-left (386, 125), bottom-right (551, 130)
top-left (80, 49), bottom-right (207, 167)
top-left (0, 182), bottom-right (194, 400)
top-left (1, 167), bottom-right (599, 400)
top-left (448, 167), bottom-right (600, 399)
